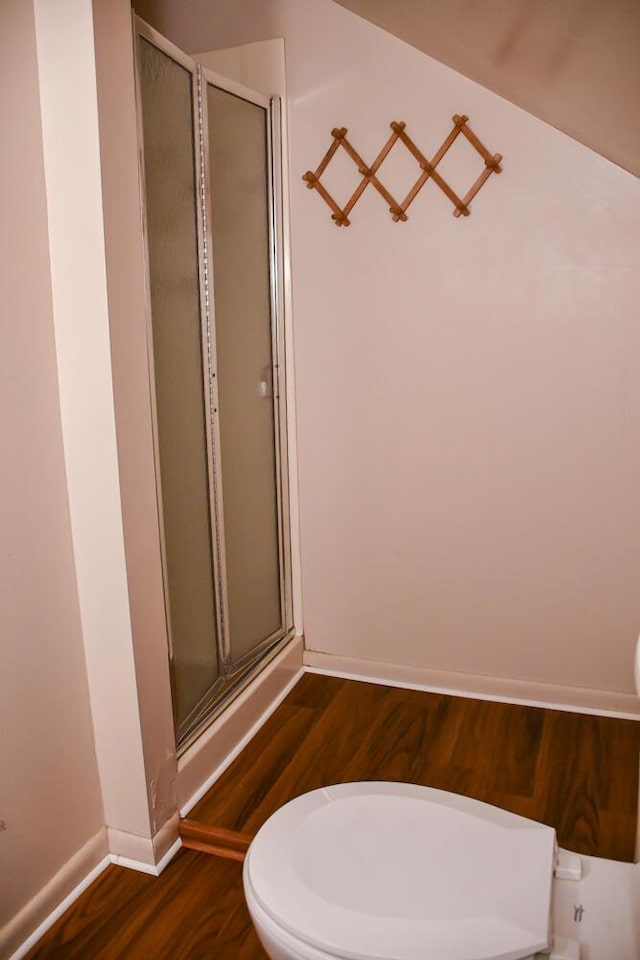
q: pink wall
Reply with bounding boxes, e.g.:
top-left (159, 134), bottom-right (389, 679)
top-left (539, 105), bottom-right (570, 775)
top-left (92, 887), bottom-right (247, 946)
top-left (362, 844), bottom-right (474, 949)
top-left (333, 0), bottom-right (640, 177)
top-left (0, 0), bottom-right (104, 930)
top-left (93, 0), bottom-right (178, 841)
top-left (135, 0), bottom-right (640, 696)
top-left (284, 2), bottom-right (640, 696)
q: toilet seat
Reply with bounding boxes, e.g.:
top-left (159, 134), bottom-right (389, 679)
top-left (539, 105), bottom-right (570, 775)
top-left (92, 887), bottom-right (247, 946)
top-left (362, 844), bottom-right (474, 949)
top-left (244, 782), bottom-right (556, 960)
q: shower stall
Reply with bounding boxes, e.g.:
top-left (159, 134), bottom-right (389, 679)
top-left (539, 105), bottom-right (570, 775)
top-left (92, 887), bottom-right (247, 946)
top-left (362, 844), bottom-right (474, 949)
top-left (134, 18), bottom-right (293, 750)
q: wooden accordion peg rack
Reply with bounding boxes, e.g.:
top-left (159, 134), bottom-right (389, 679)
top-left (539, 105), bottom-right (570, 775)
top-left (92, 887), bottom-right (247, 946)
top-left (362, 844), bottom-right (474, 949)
top-left (302, 115), bottom-right (502, 226)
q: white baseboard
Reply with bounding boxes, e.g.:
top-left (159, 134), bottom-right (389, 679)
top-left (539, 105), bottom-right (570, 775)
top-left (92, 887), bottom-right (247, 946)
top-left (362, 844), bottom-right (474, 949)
top-left (109, 838), bottom-right (182, 877)
top-left (4, 828), bottom-right (109, 960)
top-left (107, 826), bottom-right (156, 866)
top-left (107, 812), bottom-right (181, 876)
top-left (4, 641), bottom-right (304, 960)
top-left (5, 815), bottom-right (183, 960)
top-left (303, 650), bottom-right (640, 720)
top-left (179, 635), bottom-right (304, 816)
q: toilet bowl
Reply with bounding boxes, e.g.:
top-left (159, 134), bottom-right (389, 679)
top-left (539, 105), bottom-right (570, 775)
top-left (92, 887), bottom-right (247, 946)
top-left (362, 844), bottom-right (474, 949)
top-left (243, 781), bottom-right (565, 960)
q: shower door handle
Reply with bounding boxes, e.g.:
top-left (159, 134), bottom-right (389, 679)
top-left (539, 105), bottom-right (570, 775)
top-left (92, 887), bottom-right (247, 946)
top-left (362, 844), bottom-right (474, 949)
top-left (259, 365), bottom-right (273, 398)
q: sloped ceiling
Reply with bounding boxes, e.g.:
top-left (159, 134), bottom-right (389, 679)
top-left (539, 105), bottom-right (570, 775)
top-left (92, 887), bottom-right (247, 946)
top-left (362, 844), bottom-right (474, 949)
top-left (334, 0), bottom-right (640, 176)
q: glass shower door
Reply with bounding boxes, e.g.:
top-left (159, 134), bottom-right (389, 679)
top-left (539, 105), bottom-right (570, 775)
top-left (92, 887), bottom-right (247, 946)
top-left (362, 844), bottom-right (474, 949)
top-left (137, 36), bottom-right (222, 738)
top-left (135, 20), bottom-right (293, 750)
top-left (205, 79), bottom-right (285, 669)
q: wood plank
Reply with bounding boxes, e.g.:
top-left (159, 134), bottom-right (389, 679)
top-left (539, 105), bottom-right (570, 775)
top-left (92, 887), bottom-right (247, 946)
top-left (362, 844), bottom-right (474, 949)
top-left (443, 697), bottom-right (497, 799)
top-left (189, 676), bottom-right (346, 831)
top-left (212, 898), bottom-right (269, 959)
top-left (439, 698), bottom-right (543, 803)
top-left (189, 702), bottom-right (319, 830)
top-left (487, 701), bottom-right (544, 798)
top-left (533, 709), bottom-right (640, 860)
top-left (240, 679), bottom-right (397, 833)
top-left (338, 685), bottom-right (433, 783)
top-left (286, 671), bottom-right (346, 710)
top-left (599, 715), bottom-right (640, 813)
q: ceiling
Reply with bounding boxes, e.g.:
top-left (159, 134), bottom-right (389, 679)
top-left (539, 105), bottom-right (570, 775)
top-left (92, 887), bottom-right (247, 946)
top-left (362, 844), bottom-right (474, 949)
top-left (334, 0), bottom-right (640, 176)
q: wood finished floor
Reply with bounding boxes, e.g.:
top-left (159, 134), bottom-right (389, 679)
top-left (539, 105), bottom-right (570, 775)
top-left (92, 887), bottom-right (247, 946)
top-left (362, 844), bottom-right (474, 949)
top-left (24, 851), bottom-right (263, 959)
top-left (190, 673), bottom-right (640, 862)
top-left (25, 674), bottom-right (640, 959)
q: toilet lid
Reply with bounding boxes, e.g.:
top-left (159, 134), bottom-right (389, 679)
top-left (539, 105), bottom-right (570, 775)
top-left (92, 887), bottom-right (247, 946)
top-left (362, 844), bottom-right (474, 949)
top-left (245, 782), bottom-right (556, 960)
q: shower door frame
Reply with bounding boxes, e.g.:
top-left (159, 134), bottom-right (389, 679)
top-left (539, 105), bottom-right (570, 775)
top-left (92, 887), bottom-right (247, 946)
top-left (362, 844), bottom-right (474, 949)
top-left (134, 17), bottom-right (295, 753)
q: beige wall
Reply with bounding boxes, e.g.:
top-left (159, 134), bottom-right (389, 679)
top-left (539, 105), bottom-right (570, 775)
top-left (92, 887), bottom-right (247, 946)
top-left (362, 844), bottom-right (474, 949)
top-left (0, 0), bottom-right (104, 935)
top-left (334, 0), bottom-right (640, 177)
top-left (3, 0), bottom-right (183, 949)
top-left (136, 0), bottom-right (640, 698)
top-left (138, 0), bottom-right (640, 175)
top-left (92, 0), bottom-right (178, 843)
top-left (33, 0), bottom-right (169, 863)
top-left (286, 0), bottom-right (640, 697)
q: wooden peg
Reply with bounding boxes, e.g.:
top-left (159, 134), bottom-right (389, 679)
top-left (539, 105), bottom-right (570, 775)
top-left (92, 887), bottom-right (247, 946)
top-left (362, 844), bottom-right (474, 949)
top-left (389, 206), bottom-right (407, 222)
top-left (457, 120), bottom-right (496, 166)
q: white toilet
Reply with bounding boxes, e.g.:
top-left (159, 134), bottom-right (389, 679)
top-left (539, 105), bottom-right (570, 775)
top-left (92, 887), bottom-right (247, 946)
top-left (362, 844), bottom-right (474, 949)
top-left (243, 781), bottom-right (580, 960)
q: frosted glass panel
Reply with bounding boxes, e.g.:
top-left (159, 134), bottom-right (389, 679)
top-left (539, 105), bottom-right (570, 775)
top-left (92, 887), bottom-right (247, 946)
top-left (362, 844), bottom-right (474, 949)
top-left (139, 39), bottom-right (219, 731)
top-left (207, 85), bottom-right (282, 664)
